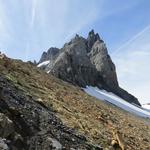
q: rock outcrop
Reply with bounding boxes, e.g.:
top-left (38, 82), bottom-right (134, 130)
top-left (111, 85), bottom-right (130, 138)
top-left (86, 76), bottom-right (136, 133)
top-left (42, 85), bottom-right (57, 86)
top-left (87, 29), bottom-right (102, 51)
top-left (38, 30), bottom-right (141, 106)
top-left (89, 40), bottom-right (118, 89)
top-left (39, 47), bottom-right (59, 64)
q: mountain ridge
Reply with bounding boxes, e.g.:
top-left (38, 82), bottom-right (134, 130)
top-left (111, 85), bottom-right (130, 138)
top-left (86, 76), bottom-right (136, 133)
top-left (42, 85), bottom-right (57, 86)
top-left (38, 30), bottom-right (141, 106)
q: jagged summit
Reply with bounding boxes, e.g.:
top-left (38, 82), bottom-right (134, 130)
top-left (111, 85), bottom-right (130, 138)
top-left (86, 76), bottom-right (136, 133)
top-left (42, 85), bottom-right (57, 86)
top-left (87, 29), bottom-right (102, 51)
top-left (38, 30), bottom-right (141, 106)
top-left (39, 47), bottom-right (59, 64)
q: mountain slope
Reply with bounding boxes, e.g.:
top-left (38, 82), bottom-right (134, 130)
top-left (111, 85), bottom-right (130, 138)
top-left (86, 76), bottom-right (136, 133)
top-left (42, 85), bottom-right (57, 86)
top-left (0, 58), bottom-right (102, 149)
top-left (0, 56), bottom-right (150, 149)
top-left (0, 75), bottom-right (101, 150)
top-left (38, 30), bottom-right (141, 106)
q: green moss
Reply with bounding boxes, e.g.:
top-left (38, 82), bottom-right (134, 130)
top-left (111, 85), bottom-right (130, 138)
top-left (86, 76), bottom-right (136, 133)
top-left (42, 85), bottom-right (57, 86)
top-left (6, 74), bottom-right (18, 83)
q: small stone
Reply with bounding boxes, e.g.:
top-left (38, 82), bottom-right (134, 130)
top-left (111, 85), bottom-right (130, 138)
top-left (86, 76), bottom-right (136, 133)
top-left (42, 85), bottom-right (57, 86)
top-left (0, 113), bottom-right (14, 138)
top-left (0, 138), bottom-right (9, 150)
top-left (111, 139), bottom-right (118, 146)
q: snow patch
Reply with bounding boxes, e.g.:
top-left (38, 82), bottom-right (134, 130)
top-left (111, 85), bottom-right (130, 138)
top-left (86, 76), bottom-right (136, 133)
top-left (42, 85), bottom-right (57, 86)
top-left (84, 86), bottom-right (150, 118)
top-left (37, 61), bottom-right (50, 67)
top-left (142, 104), bottom-right (150, 112)
top-left (47, 70), bottom-right (51, 73)
top-left (142, 104), bottom-right (150, 109)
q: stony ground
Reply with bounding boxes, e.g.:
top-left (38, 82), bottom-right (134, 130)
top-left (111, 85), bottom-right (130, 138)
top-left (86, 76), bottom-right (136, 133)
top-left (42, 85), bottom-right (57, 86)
top-left (0, 57), bottom-right (150, 150)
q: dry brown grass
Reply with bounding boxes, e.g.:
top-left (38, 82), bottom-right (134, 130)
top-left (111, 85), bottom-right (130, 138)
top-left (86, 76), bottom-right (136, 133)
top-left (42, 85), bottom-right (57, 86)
top-left (0, 58), bottom-right (150, 149)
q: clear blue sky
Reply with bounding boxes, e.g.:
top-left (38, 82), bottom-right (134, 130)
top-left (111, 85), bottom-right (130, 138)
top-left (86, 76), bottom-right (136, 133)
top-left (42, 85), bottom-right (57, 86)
top-left (0, 0), bottom-right (150, 104)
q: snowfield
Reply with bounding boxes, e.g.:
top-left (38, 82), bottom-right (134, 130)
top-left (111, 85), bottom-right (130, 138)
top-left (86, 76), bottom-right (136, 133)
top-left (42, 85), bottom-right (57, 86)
top-left (142, 104), bottom-right (150, 112)
top-left (142, 104), bottom-right (150, 109)
top-left (37, 60), bottom-right (50, 67)
top-left (84, 86), bottom-right (150, 118)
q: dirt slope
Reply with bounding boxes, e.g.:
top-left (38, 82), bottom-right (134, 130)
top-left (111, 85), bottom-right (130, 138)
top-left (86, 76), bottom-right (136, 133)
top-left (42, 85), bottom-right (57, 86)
top-left (0, 57), bottom-right (150, 150)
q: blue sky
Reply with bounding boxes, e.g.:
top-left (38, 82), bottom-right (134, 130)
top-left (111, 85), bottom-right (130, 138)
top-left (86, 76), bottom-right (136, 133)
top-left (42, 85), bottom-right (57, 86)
top-left (0, 0), bottom-right (150, 104)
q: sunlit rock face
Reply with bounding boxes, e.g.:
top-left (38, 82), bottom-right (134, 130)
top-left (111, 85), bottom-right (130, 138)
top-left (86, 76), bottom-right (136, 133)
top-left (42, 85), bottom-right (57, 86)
top-left (89, 40), bottom-right (118, 89)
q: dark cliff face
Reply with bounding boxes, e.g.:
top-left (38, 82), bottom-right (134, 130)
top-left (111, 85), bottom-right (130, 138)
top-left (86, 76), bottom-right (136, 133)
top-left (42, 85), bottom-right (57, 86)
top-left (38, 30), bottom-right (141, 106)
top-left (39, 47), bottom-right (59, 64)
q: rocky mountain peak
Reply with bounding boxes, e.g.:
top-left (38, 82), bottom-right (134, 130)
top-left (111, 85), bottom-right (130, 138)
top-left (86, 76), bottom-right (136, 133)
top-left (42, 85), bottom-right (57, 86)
top-left (39, 47), bottom-right (59, 64)
top-left (87, 29), bottom-right (102, 52)
top-left (38, 30), bottom-right (141, 106)
top-left (88, 29), bottom-right (100, 40)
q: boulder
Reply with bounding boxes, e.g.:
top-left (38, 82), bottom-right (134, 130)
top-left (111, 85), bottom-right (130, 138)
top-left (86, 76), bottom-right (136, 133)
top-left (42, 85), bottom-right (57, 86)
top-left (0, 113), bottom-right (14, 138)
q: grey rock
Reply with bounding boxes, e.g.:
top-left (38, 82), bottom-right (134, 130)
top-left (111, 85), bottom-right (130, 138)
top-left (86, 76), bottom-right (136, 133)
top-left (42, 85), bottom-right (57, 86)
top-left (0, 138), bottom-right (9, 150)
top-left (114, 87), bottom-right (141, 106)
top-left (87, 29), bottom-right (102, 52)
top-left (89, 40), bottom-right (118, 89)
top-left (38, 30), bottom-right (141, 106)
top-left (0, 113), bottom-right (14, 138)
top-left (39, 47), bottom-right (59, 64)
top-left (49, 35), bottom-right (103, 87)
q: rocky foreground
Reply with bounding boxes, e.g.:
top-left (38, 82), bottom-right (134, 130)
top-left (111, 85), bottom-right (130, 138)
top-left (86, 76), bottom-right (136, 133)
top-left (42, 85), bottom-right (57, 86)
top-left (0, 57), bottom-right (102, 149)
top-left (0, 75), bottom-right (102, 150)
top-left (0, 56), bottom-right (150, 150)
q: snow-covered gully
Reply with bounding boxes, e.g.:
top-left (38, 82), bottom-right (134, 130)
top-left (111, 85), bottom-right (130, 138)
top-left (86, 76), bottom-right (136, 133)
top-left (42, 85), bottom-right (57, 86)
top-left (37, 60), bottom-right (50, 67)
